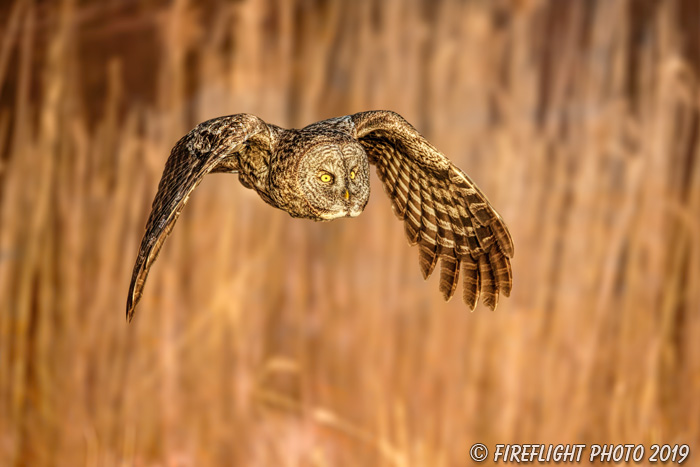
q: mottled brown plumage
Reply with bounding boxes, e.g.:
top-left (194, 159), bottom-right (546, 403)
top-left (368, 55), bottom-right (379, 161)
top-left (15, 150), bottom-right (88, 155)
top-left (126, 111), bottom-right (513, 321)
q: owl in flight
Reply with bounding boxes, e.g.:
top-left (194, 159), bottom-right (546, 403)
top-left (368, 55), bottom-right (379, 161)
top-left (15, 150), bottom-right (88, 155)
top-left (126, 111), bottom-right (513, 321)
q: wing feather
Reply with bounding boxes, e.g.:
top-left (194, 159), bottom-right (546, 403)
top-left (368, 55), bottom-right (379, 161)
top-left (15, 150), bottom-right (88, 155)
top-left (430, 182), bottom-right (457, 256)
top-left (352, 110), bottom-right (513, 310)
top-left (488, 244), bottom-right (513, 297)
top-left (461, 255), bottom-right (480, 310)
top-left (478, 254), bottom-right (498, 309)
top-left (416, 179), bottom-right (440, 279)
top-left (403, 170), bottom-right (422, 244)
top-left (439, 256), bottom-right (460, 301)
top-left (126, 114), bottom-right (271, 322)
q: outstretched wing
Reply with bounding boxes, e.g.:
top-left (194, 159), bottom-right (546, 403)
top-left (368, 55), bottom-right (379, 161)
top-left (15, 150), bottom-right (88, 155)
top-left (351, 111), bottom-right (514, 310)
top-left (127, 114), bottom-right (272, 322)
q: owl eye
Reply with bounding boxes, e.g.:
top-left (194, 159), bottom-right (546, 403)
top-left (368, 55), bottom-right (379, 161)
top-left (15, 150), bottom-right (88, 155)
top-left (319, 172), bottom-right (334, 183)
top-left (350, 169), bottom-right (356, 180)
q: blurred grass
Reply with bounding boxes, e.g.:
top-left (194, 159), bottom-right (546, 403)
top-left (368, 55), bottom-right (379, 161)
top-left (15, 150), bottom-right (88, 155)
top-left (1, 0), bottom-right (699, 465)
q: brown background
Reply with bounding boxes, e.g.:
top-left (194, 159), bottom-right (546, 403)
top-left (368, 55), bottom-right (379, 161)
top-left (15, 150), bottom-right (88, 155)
top-left (1, 0), bottom-right (699, 465)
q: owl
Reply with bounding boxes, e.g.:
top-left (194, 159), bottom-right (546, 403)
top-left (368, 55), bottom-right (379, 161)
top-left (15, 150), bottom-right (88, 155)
top-left (126, 111), bottom-right (513, 321)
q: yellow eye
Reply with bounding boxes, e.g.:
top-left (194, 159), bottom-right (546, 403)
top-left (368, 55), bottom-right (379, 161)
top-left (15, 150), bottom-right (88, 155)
top-left (350, 170), bottom-right (356, 180)
top-left (320, 173), bottom-right (333, 183)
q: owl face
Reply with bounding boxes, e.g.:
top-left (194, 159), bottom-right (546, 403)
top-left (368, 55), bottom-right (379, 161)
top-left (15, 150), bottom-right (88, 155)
top-left (298, 142), bottom-right (370, 220)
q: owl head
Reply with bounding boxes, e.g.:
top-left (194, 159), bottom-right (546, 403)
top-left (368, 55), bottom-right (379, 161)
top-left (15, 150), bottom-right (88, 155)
top-left (296, 137), bottom-right (370, 221)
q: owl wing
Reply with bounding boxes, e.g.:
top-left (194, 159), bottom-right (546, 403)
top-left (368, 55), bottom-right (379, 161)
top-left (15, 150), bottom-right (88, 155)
top-left (350, 111), bottom-right (514, 310)
top-left (127, 114), bottom-right (272, 322)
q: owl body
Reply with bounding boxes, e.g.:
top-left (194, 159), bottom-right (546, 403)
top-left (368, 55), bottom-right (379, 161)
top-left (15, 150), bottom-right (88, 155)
top-left (126, 111), bottom-right (514, 321)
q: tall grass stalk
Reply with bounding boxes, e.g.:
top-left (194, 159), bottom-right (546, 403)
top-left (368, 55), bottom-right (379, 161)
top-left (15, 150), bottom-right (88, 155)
top-left (0, 0), bottom-right (698, 465)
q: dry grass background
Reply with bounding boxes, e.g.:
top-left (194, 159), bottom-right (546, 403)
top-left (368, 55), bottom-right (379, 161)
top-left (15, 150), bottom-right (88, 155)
top-left (1, 0), bottom-right (699, 465)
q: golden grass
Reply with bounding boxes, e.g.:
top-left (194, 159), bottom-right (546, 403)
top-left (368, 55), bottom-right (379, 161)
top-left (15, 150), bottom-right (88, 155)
top-left (1, 0), bottom-right (699, 465)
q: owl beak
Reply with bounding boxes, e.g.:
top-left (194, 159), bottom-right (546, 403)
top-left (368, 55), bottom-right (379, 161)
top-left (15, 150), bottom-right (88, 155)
top-left (343, 189), bottom-right (349, 201)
